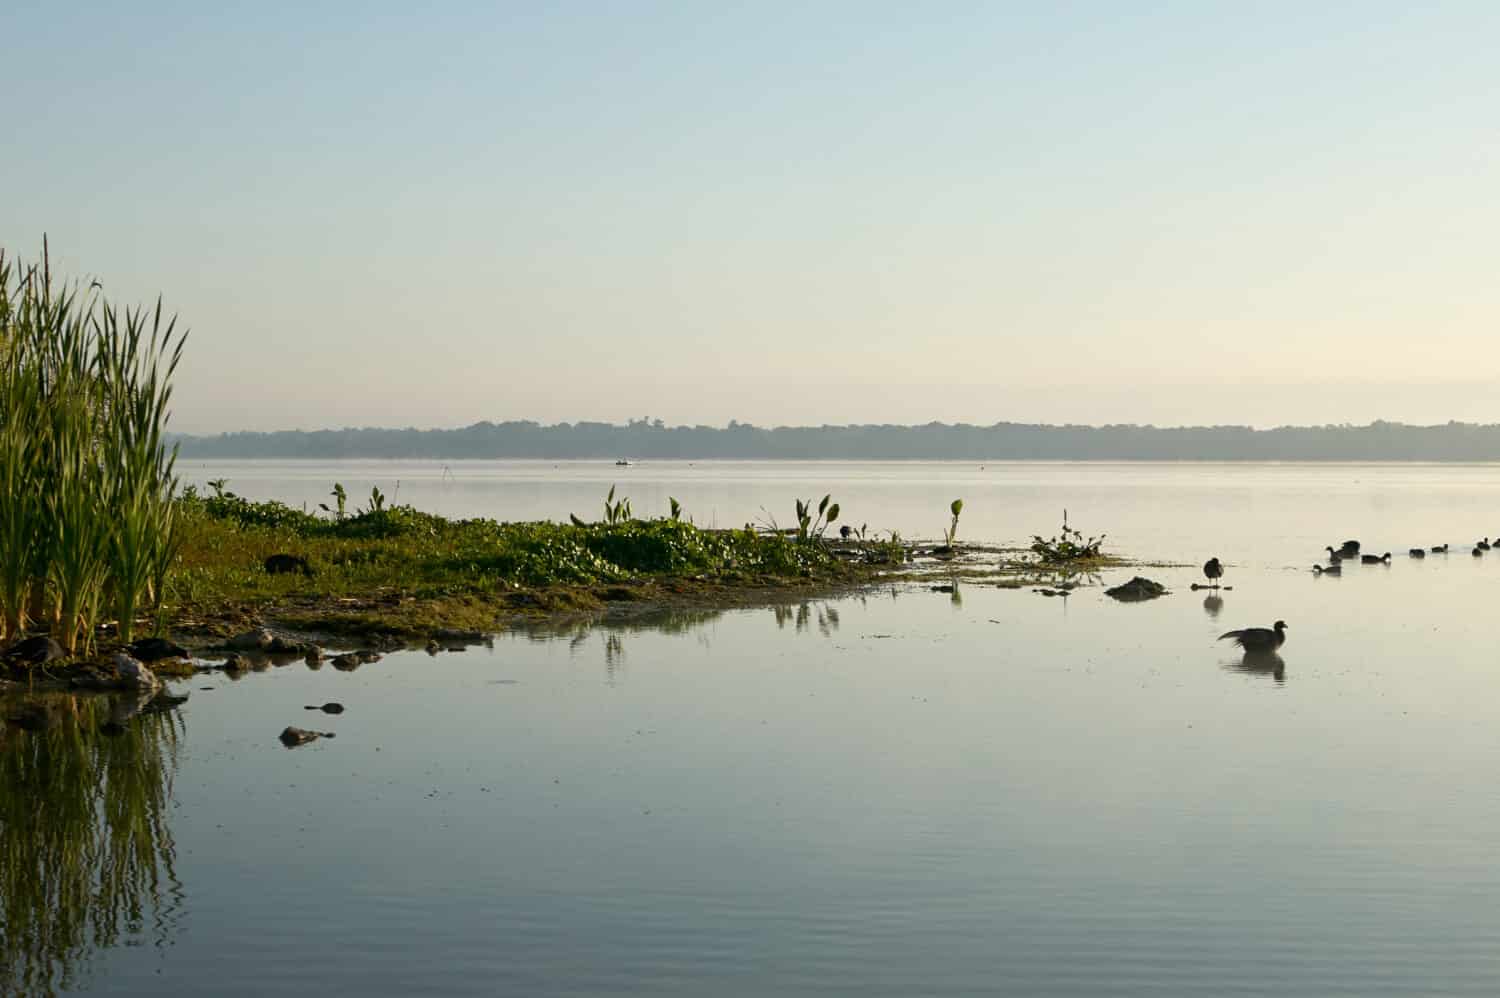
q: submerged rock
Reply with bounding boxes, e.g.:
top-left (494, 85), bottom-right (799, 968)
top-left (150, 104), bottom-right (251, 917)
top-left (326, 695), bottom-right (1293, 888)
top-left (278, 726), bottom-right (335, 748)
top-left (1105, 576), bottom-right (1170, 602)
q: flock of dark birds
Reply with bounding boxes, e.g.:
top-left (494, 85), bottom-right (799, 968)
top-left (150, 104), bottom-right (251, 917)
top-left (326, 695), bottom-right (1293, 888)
top-left (1199, 535), bottom-right (1491, 658)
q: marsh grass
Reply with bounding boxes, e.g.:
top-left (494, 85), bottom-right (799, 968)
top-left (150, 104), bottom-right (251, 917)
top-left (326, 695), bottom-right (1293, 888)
top-left (0, 244), bottom-right (184, 652)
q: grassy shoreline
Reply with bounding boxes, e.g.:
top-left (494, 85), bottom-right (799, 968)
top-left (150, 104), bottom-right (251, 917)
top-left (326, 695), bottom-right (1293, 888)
top-left (1, 485), bottom-right (1132, 687)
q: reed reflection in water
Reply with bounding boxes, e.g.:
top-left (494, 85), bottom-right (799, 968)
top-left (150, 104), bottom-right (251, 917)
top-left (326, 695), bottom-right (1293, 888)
top-left (0, 691), bottom-right (184, 996)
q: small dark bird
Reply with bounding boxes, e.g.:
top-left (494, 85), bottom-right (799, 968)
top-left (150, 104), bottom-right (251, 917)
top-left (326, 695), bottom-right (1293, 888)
top-left (1313, 564), bottom-right (1341, 575)
top-left (1360, 552), bottom-right (1391, 564)
top-left (1325, 546), bottom-right (1344, 563)
top-left (839, 525), bottom-right (852, 540)
top-left (1409, 548), bottom-right (1425, 558)
top-left (1202, 557), bottom-right (1223, 588)
top-left (1475, 546), bottom-right (1485, 557)
top-left (1480, 538), bottom-right (1492, 551)
top-left (264, 553), bottom-right (314, 577)
top-left (1339, 540), bottom-right (1361, 557)
top-left (1431, 544), bottom-right (1448, 553)
top-left (1219, 620), bottom-right (1288, 652)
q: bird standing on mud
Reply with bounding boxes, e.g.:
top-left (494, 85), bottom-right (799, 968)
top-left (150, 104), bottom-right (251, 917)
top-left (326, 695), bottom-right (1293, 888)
top-left (1218, 620), bottom-right (1288, 653)
top-left (1202, 557), bottom-right (1223, 589)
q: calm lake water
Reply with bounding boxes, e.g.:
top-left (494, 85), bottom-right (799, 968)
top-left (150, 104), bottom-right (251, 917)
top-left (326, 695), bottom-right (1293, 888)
top-left (8, 461), bottom-right (1500, 995)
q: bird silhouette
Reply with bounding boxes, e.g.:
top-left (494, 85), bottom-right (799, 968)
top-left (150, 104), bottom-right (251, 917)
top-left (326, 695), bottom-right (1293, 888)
top-left (1408, 548), bottom-right (1425, 558)
top-left (1202, 557), bottom-right (1223, 588)
top-left (1313, 563), bottom-right (1341, 575)
top-left (1360, 552), bottom-right (1391, 564)
top-left (1431, 544), bottom-right (1448, 553)
top-left (1219, 620), bottom-right (1288, 653)
top-left (1325, 546), bottom-right (1344, 563)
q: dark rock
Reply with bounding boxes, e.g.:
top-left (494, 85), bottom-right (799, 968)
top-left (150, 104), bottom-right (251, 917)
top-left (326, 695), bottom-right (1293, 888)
top-left (127, 636), bottom-right (190, 661)
top-left (1105, 576), bottom-right (1170, 601)
top-left (264, 553), bottom-right (314, 577)
top-left (267, 635), bottom-right (306, 654)
top-left (278, 726), bottom-right (334, 748)
top-left (221, 653), bottom-right (251, 671)
top-left (303, 702), bottom-right (344, 714)
top-left (4, 635), bottom-right (65, 665)
top-left (330, 653), bottom-right (362, 671)
top-left (303, 645), bottom-right (324, 664)
top-left (356, 650), bottom-right (382, 664)
top-left (425, 640), bottom-right (442, 655)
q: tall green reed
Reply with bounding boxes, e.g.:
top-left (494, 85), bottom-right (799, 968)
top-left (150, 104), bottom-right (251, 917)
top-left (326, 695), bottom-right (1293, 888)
top-left (0, 242), bottom-right (186, 652)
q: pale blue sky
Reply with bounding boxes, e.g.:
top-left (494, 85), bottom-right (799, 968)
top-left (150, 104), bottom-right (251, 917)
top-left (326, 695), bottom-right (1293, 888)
top-left (5, 2), bottom-right (1498, 432)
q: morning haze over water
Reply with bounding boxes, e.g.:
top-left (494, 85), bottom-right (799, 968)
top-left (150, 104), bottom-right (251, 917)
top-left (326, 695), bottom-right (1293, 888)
top-left (9, 1), bottom-right (1500, 995)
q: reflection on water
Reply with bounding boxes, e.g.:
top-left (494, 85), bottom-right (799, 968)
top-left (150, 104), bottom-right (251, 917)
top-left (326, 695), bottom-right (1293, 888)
top-left (1202, 594), bottom-right (1224, 618)
top-left (0, 691), bottom-right (183, 996)
top-left (1226, 649), bottom-right (1287, 683)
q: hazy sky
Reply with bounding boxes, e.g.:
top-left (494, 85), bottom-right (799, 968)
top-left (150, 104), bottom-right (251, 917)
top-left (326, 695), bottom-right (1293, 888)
top-left (6, 2), bottom-right (1499, 433)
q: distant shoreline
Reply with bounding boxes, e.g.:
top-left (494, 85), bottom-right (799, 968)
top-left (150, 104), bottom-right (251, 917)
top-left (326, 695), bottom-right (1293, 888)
top-left (172, 419), bottom-right (1500, 462)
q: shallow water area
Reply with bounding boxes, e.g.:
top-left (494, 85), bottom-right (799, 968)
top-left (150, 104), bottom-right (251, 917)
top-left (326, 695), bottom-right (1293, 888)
top-left (6, 547), bottom-right (1500, 995)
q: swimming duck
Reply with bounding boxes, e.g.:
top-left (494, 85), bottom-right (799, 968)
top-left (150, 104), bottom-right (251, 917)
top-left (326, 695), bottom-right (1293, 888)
top-left (1325, 546), bottom-right (1344, 563)
top-left (1202, 557), bottom-right (1223, 588)
top-left (1475, 546), bottom-right (1485, 557)
top-left (1338, 540), bottom-right (1361, 557)
top-left (1408, 548), bottom-right (1425, 558)
top-left (1431, 544), bottom-right (1448, 553)
top-left (1219, 620), bottom-right (1288, 652)
top-left (1313, 564), bottom-right (1341, 575)
top-left (1480, 538), bottom-right (1492, 551)
top-left (1360, 552), bottom-right (1391, 564)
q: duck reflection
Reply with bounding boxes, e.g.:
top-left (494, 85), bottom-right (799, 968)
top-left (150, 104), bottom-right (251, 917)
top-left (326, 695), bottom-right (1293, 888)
top-left (1225, 649), bottom-right (1286, 683)
top-left (0, 689), bottom-right (184, 995)
top-left (1202, 594), bottom-right (1224, 619)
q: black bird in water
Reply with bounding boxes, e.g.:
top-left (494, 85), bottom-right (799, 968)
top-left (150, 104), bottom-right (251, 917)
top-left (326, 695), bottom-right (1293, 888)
top-left (1474, 546), bottom-right (1485, 557)
top-left (1360, 552), bottom-right (1391, 564)
top-left (1313, 563), bottom-right (1341, 575)
top-left (1338, 540), bottom-right (1361, 557)
top-left (1202, 557), bottom-right (1223, 588)
top-left (1431, 544), bottom-right (1448, 554)
top-left (1479, 538), bottom-right (1492, 551)
top-left (1409, 548), bottom-right (1426, 558)
top-left (1325, 546), bottom-right (1344, 564)
top-left (1219, 620), bottom-right (1288, 653)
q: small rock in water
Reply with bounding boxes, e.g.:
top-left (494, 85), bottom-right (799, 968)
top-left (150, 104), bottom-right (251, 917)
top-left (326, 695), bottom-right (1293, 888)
top-left (303, 702), bottom-right (345, 714)
top-left (304, 646), bottom-right (324, 665)
top-left (226, 628), bottom-right (274, 651)
top-left (425, 640), bottom-right (442, 655)
top-left (278, 726), bottom-right (334, 748)
top-left (267, 635), bottom-right (307, 654)
top-left (111, 653), bottom-right (161, 691)
top-left (356, 650), bottom-right (382, 664)
top-left (1105, 576), bottom-right (1169, 602)
top-left (221, 653), bottom-right (251, 671)
top-left (330, 653), bottom-right (362, 671)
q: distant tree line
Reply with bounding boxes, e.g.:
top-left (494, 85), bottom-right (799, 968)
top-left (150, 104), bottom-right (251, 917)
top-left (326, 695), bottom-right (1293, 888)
top-left (173, 418), bottom-right (1500, 461)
